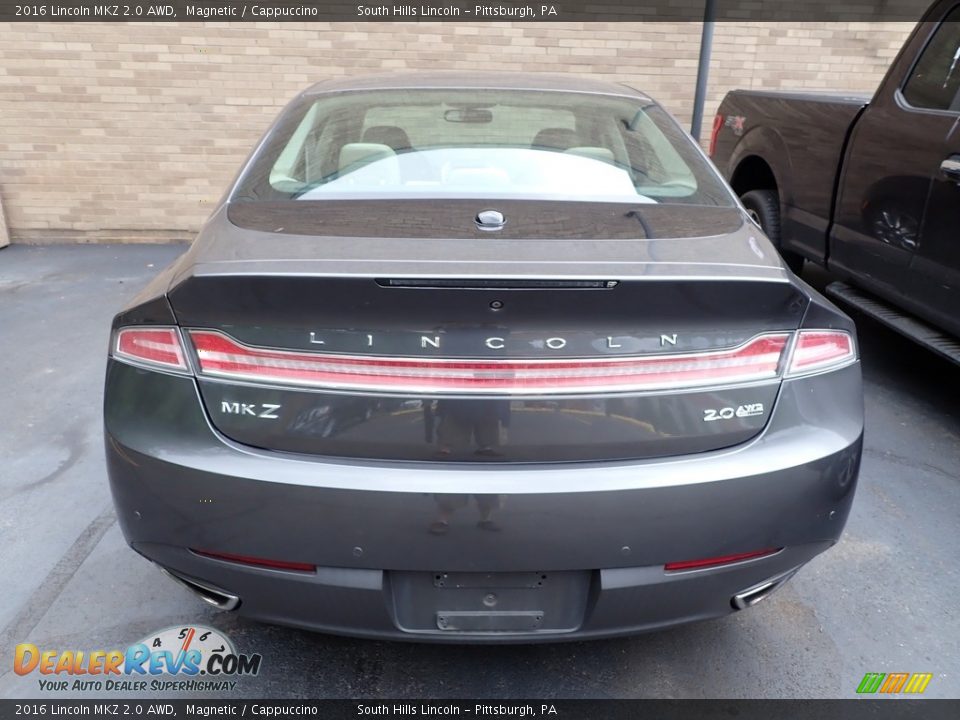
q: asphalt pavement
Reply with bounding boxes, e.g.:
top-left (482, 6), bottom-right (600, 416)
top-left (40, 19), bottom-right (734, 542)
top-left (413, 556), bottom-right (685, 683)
top-left (0, 243), bottom-right (957, 699)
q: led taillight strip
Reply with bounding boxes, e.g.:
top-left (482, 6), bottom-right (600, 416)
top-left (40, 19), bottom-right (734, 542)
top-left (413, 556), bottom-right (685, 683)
top-left (187, 330), bottom-right (791, 394)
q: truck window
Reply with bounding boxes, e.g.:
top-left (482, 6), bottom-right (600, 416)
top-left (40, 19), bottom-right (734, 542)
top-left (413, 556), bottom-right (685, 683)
top-left (902, 6), bottom-right (960, 112)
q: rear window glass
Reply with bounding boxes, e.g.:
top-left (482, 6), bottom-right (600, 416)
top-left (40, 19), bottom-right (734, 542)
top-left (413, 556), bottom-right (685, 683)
top-left (233, 89), bottom-right (734, 207)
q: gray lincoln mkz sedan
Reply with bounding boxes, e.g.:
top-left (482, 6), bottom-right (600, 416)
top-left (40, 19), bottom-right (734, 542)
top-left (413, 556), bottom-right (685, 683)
top-left (104, 73), bottom-right (863, 641)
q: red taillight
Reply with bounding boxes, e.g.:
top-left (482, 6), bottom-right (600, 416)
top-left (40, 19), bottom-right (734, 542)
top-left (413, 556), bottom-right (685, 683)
top-left (188, 330), bottom-right (790, 395)
top-left (786, 330), bottom-right (855, 376)
top-left (192, 549), bottom-right (316, 573)
top-left (708, 113), bottom-right (724, 157)
top-left (665, 547), bottom-right (781, 572)
top-left (114, 327), bottom-right (187, 371)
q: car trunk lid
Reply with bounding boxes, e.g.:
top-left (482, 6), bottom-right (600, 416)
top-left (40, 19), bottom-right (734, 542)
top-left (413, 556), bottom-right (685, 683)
top-left (165, 203), bottom-right (807, 463)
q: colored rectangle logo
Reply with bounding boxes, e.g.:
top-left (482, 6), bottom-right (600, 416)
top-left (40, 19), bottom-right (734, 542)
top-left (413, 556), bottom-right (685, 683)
top-left (857, 672), bottom-right (932, 694)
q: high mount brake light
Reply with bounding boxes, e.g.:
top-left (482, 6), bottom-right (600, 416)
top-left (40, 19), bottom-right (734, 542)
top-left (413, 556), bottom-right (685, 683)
top-left (114, 327), bottom-right (188, 371)
top-left (786, 330), bottom-right (855, 376)
top-left (187, 330), bottom-right (791, 395)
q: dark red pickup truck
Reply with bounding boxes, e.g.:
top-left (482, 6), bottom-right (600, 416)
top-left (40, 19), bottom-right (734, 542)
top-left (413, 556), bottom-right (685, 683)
top-left (710, 0), bottom-right (960, 363)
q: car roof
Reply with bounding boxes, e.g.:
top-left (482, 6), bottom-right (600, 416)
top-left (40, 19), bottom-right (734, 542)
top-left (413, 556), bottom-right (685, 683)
top-left (302, 71), bottom-right (652, 101)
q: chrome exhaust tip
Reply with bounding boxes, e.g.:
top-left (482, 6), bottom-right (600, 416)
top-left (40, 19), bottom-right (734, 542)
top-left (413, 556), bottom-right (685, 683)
top-left (731, 567), bottom-right (800, 611)
top-left (157, 566), bottom-right (241, 611)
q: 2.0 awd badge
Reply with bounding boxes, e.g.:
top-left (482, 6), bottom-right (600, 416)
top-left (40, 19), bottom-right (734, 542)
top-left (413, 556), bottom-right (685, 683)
top-left (703, 403), bottom-right (764, 422)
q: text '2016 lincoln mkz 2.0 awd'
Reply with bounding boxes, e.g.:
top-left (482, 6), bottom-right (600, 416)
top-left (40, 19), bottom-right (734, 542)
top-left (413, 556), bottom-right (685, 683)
top-left (104, 73), bottom-right (863, 642)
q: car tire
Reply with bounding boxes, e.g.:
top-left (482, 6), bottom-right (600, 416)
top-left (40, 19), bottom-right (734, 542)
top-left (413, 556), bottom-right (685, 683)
top-left (740, 189), bottom-right (804, 275)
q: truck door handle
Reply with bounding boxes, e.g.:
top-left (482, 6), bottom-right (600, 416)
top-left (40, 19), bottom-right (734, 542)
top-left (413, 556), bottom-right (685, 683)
top-left (941, 156), bottom-right (960, 182)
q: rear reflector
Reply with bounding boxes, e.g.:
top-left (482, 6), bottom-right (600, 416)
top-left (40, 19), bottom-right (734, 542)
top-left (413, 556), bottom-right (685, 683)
top-left (665, 547), bottom-right (781, 572)
top-left (192, 549), bottom-right (316, 573)
top-left (188, 330), bottom-right (791, 395)
top-left (114, 327), bottom-right (187, 371)
top-left (786, 330), bottom-right (855, 376)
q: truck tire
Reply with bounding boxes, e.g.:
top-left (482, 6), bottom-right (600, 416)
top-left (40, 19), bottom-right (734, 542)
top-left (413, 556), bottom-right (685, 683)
top-left (740, 189), bottom-right (804, 274)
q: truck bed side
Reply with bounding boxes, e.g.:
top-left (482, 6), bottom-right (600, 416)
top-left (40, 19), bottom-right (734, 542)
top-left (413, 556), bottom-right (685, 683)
top-left (712, 90), bottom-right (871, 264)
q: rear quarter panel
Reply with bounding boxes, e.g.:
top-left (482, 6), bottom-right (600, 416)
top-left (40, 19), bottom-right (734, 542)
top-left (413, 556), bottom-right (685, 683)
top-left (715, 91), bottom-right (870, 263)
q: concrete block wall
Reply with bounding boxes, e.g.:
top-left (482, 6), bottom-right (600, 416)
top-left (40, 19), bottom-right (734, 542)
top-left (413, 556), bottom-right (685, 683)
top-left (0, 21), bottom-right (914, 243)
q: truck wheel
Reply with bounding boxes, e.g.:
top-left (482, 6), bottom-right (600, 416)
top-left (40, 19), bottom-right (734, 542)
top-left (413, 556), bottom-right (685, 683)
top-left (740, 189), bottom-right (804, 274)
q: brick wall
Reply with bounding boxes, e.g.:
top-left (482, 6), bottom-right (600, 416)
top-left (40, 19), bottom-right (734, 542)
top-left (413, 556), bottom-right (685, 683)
top-left (0, 21), bottom-right (914, 243)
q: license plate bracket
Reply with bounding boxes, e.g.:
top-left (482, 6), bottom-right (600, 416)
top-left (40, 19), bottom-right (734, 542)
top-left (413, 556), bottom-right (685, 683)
top-left (389, 570), bottom-right (591, 635)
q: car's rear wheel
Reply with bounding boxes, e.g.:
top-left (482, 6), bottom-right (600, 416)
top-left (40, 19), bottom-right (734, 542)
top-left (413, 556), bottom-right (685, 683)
top-left (741, 189), bottom-right (804, 275)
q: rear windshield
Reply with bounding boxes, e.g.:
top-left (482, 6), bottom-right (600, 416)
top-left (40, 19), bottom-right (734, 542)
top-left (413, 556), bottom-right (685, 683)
top-left (232, 89), bottom-right (735, 207)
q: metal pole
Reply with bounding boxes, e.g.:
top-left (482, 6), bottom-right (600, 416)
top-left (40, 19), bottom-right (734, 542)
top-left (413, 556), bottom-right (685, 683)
top-left (690, 0), bottom-right (717, 142)
top-left (0, 191), bottom-right (9, 249)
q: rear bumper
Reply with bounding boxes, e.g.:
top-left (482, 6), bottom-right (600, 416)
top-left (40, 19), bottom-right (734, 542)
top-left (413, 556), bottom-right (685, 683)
top-left (137, 542), bottom-right (822, 642)
top-left (105, 360), bottom-right (863, 641)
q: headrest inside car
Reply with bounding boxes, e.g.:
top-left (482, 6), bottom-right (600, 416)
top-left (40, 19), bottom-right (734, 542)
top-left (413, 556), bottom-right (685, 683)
top-left (563, 146), bottom-right (616, 164)
top-left (362, 125), bottom-right (413, 152)
top-left (339, 143), bottom-right (396, 173)
top-left (531, 127), bottom-right (580, 151)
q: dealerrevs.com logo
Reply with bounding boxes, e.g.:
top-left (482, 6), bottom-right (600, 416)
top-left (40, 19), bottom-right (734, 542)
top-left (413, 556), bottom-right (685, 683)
top-left (14, 625), bottom-right (262, 693)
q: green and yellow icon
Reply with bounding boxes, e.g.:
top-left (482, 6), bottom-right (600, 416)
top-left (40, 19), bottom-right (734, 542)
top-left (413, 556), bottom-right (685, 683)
top-left (857, 672), bottom-right (932, 694)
